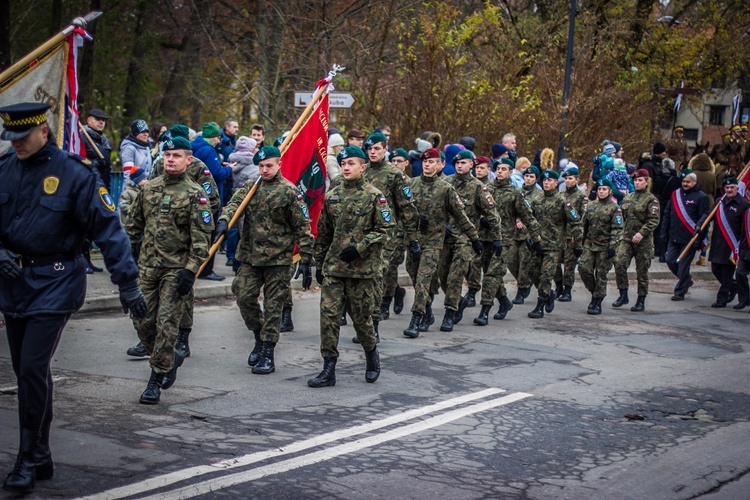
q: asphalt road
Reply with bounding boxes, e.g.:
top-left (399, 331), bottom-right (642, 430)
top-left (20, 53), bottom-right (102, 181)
top-left (1, 279), bottom-right (749, 499)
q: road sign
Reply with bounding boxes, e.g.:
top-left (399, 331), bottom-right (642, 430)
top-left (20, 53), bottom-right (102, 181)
top-left (294, 91), bottom-right (355, 108)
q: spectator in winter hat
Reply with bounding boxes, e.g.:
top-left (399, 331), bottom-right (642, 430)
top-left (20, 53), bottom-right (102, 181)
top-left (120, 119), bottom-right (153, 177)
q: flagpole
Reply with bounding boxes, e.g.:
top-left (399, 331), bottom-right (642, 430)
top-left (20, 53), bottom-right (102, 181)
top-left (196, 65), bottom-right (342, 278)
top-left (0, 12), bottom-right (101, 87)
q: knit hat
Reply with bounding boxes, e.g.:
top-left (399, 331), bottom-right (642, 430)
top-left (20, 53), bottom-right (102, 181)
top-left (421, 148), bottom-right (441, 160)
top-left (162, 136), bottom-right (192, 151)
top-left (337, 145), bottom-right (367, 164)
top-left (541, 169), bottom-right (559, 180)
top-left (653, 142), bottom-right (667, 155)
top-left (415, 138), bottom-right (432, 153)
top-left (524, 166), bottom-right (541, 177)
top-left (459, 136), bottom-right (476, 151)
top-left (444, 144), bottom-right (465, 165)
top-left (202, 122), bottom-right (221, 139)
top-left (129, 167), bottom-right (147, 184)
top-left (130, 119), bottom-right (149, 136)
top-left (626, 163), bottom-right (637, 175)
top-left (235, 136), bottom-right (257, 154)
top-left (723, 176), bottom-right (739, 186)
top-left (169, 124), bottom-right (190, 139)
top-left (602, 140), bottom-right (616, 155)
top-left (611, 141), bottom-right (622, 153)
top-left (364, 131), bottom-right (387, 148)
top-left (329, 133), bottom-right (345, 148)
top-left (563, 166), bottom-right (580, 177)
top-left (453, 150), bottom-right (476, 163)
top-left (392, 148), bottom-right (409, 160)
top-left (491, 143), bottom-right (509, 158)
top-left (475, 155), bottom-right (491, 166)
top-left (634, 168), bottom-right (650, 179)
top-left (253, 145), bottom-right (281, 164)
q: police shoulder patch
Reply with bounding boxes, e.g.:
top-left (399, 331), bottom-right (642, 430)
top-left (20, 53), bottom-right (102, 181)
top-left (99, 186), bottom-right (115, 211)
top-left (614, 215), bottom-right (623, 225)
top-left (301, 204), bottom-right (310, 219)
top-left (402, 186), bottom-right (413, 199)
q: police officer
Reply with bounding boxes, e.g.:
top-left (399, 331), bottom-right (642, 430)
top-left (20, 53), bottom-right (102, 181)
top-left (216, 146), bottom-right (314, 375)
top-left (0, 102), bottom-right (146, 493)
top-left (308, 146), bottom-right (393, 387)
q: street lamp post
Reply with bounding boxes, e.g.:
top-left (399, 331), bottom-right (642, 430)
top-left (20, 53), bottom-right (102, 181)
top-left (558, 0), bottom-right (577, 163)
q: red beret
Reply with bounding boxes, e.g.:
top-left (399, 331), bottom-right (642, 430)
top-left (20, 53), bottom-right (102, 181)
top-left (634, 168), bottom-right (650, 179)
top-left (475, 156), bottom-right (491, 166)
top-left (421, 148), bottom-right (441, 160)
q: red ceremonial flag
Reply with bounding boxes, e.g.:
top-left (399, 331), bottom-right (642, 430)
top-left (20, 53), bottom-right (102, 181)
top-left (280, 93), bottom-right (329, 236)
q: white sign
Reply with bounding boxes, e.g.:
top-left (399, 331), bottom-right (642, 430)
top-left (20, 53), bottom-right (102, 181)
top-left (294, 91), bottom-right (355, 109)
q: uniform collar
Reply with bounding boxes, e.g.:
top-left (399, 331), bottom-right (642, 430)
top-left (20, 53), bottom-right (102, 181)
top-left (165, 171), bottom-right (187, 184)
top-left (343, 177), bottom-right (365, 189)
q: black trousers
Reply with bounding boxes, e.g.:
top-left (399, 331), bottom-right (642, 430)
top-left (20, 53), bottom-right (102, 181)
top-left (5, 314), bottom-right (69, 445)
top-left (711, 262), bottom-right (736, 302)
top-left (666, 242), bottom-right (696, 297)
top-left (736, 258), bottom-right (750, 304)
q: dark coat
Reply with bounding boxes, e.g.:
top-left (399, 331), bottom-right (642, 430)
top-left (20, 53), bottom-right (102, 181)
top-left (660, 185), bottom-right (710, 245)
top-left (709, 195), bottom-right (749, 265)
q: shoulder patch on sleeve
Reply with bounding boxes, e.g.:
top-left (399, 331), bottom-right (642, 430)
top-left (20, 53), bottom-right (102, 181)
top-left (204, 169), bottom-right (211, 176)
top-left (201, 181), bottom-right (213, 195)
top-left (99, 186), bottom-right (116, 211)
top-left (379, 195), bottom-right (387, 204)
top-left (199, 197), bottom-right (208, 205)
top-left (297, 193), bottom-right (304, 201)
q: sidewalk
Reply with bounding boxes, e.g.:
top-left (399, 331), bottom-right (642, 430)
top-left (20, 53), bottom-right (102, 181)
top-left (81, 253), bottom-right (716, 314)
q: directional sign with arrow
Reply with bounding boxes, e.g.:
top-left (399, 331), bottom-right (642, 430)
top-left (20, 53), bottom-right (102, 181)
top-left (294, 91), bottom-right (355, 108)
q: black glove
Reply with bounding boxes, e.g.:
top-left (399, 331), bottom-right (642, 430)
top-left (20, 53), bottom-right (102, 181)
top-left (419, 214), bottom-right (429, 234)
top-left (693, 238), bottom-right (702, 250)
top-left (214, 219), bottom-right (229, 244)
top-left (471, 240), bottom-right (483, 256)
top-left (573, 246), bottom-right (584, 258)
top-left (694, 226), bottom-right (702, 237)
top-left (409, 240), bottom-right (422, 262)
top-left (525, 238), bottom-right (534, 251)
top-left (607, 248), bottom-right (616, 259)
top-left (0, 248), bottom-right (22, 279)
top-left (316, 268), bottom-right (324, 285)
top-left (339, 246), bottom-right (360, 263)
top-left (493, 240), bottom-right (503, 257)
top-left (480, 217), bottom-right (491, 229)
top-left (294, 262), bottom-right (313, 290)
top-left (119, 281), bottom-right (147, 320)
top-left (176, 269), bottom-right (196, 296)
top-left (532, 241), bottom-right (544, 257)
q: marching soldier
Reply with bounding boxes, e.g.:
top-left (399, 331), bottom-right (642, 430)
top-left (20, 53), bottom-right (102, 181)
top-left (384, 148), bottom-right (412, 316)
top-left (511, 165), bottom-right (544, 303)
top-left (555, 166), bottom-right (587, 302)
top-left (612, 169), bottom-right (660, 312)
top-left (308, 146), bottom-right (393, 387)
top-left (665, 125), bottom-right (691, 170)
top-left (579, 178), bottom-right (623, 315)
top-left (216, 146), bottom-right (314, 375)
top-left (464, 155), bottom-right (492, 307)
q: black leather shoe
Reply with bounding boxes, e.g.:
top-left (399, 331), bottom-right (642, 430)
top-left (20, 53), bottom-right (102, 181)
top-left (587, 297), bottom-right (602, 315)
top-left (380, 296), bottom-right (392, 320)
top-left (127, 341), bottom-right (149, 357)
top-left (528, 298), bottom-right (545, 319)
top-left (308, 357), bottom-right (336, 387)
top-left (463, 288), bottom-right (478, 308)
top-left (512, 288), bottom-right (528, 304)
top-left (85, 266), bottom-right (94, 274)
top-left (454, 296), bottom-right (469, 324)
top-left (175, 328), bottom-right (191, 358)
top-left (393, 286), bottom-right (406, 314)
top-left (34, 445), bottom-right (53, 481)
top-left (558, 286), bottom-right (572, 302)
top-left (340, 313), bottom-right (347, 326)
top-left (711, 300), bottom-right (727, 308)
top-left (139, 370), bottom-right (162, 404)
top-left (3, 453), bottom-right (35, 493)
top-left (631, 295), bottom-right (646, 312)
top-left (225, 258), bottom-right (236, 267)
top-left (733, 300), bottom-right (750, 310)
top-left (280, 306), bottom-right (294, 332)
top-left (364, 347), bottom-right (380, 383)
top-left (545, 290), bottom-right (556, 313)
top-left (88, 262), bottom-right (104, 272)
top-left (198, 272), bottom-right (225, 281)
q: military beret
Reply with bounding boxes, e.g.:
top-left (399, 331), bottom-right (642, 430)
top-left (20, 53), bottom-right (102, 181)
top-left (162, 136), bottom-right (192, 151)
top-left (88, 109), bottom-right (108, 120)
top-left (254, 145), bottom-right (281, 164)
top-left (364, 131), bottom-right (387, 147)
top-left (679, 168), bottom-right (694, 180)
top-left (202, 122), bottom-right (222, 138)
top-left (475, 156), bottom-right (491, 166)
top-left (337, 145), bottom-right (367, 165)
top-left (524, 165), bottom-right (541, 177)
top-left (0, 102), bottom-right (51, 140)
top-left (421, 148), bottom-right (441, 160)
top-left (541, 169), bottom-right (559, 180)
top-left (596, 177), bottom-right (615, 191)
top-left (634, 168), bottom-right (650, 179)
top-left (392, 148), bottom-right (409, 160)
top-left (453, 150), bottom-right (476, 163)
top-left (723, 176), bottom-right (739, 186)
top-left (499, 157), bottom-right (515, 168)
top-left (563, 166), bottom-right (580, 177)
top-left (169, 124), bottom-right (190, 139)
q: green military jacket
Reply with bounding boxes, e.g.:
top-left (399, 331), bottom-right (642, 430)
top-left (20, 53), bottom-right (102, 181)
top-left (409, 174), bottom-right (478, 247)
top-left (314, 176), bottom-right (393, 279)
top-left (529, 189), bottom-right (583, 251)
top-left (492, 179), bottom-right (541, 243)
top-left (517, 184), bottom-right (543, 240)
top-left (151, 156), bottom-right (221, 217)
top-left (620, 189), bottom-right (660, 242)
top-left (126, 172), bottom-right (213, 274)
top-left (222, 171), bottom-right (313, 266)
top-left (364, 160), bottom-right (419, 242)
top-left (562, 186), bottom-right (588, 237)
top-left (583, 197), bottom-right (624, 251)
top-left (446, 172), bottom-right (501, 242)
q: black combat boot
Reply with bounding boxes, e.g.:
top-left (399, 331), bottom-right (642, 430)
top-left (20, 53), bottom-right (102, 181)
top-left (364, 346), bottom-right (380, 383)
top-left (340, 312), bottom-right (347, 326)
top-left (248, 330), bottom-right (262, 366)
top-left (280, 305), bottom-right (294, 332)
top-left (587, 294), bottom-right (596, 314)
top-left (527, 298), bottom-right (545, 319)
top-left (161, 350), bottom-right (185, 390)
top-left (558, 286), bottom-right (572, 302)
top-left (493, 296), bottom-right (513, 320)
top-left (631, 295), bottom-right (646, 312)
top-left (175, 327), bottom-right (191, 358)
top-left (588, 297), bottom-right (602, 315)
top-left (34, 443), bottom-right (53, 481)
top-left (381, 296), bottom-right (392, 320)
top-left (612, 289), bottom-right (629, 308)
top-left (440, 310), bottom-right (456, 332)
top-left (374, 321), bottom-right (380, 344)
top-left (252, 342), bottom-right (276, 374)
top-left (403, 313), bottom-right (423, 338)
top-left (127, 341), bottom-right (149, 357)
top-left (512, 287), bottom-right (529, 304)
top-left (419, 302), bottom-right (434, 332)
top-left (463, 288), bottom-right (479, 308)
top-left (545, 290), bottom-right (557, 313)
top-left (473, 304), bottom-right (492, 325)
top-left (393, 286), bottom-right (406, 314)
top-left (454, 296), bottom-right (469, 324)
top-left (308, 357), bottom-right (337, 387)
top-left (3, 429), bottom-right (38, 493)
top-left (555, 281), bottom-right (563, 297)
top-left (139, 370), bottom-right (163, 404)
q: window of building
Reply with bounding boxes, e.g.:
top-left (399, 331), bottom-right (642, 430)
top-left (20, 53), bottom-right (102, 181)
top-left (708, 105), bottom-right (726, 126)
top-left (683, 128), bottom-right (699, 142)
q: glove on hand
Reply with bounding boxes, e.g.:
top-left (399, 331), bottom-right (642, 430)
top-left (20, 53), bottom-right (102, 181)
top-left (119, 281), bottom-right (147, 320)
top-left (525, 238), bottom-right (534, 251)
top-left (419, 215), bottom-right (429, 234)
top-left (176, 269), bottom-right (196, 296)
top-left (315, 268), bottom-right (324, 285)
top-left (295, 262), bottom-right (312, 290)
top-left (607, 248), bottom-right (616, 259)
top-left (471, 240), bottom-right (483, 256)
top-left (214, 220), bottom-right (229, 244)
top-left (0, 248), bottom-right (22, 279)
top-left (493, 240), bottom-right (503, 257)
top-left (573, 246), bottom-right (584, 258)
top-left (339, 246), bottom-right (360, 263)
top-left (480, 217), bottom-right (491, 229)
top-left (532, 242), bottom-right (545, 257)
top-left (408, 240), bottom-right (422, 262)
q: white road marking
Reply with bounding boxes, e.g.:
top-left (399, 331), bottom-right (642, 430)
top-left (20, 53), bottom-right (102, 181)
top-left (0, 375), bottom-right (67, 393)
top-left (147, 392), bottom-right (533, 499)
top-left (82, 387), bottom-right (508, 500)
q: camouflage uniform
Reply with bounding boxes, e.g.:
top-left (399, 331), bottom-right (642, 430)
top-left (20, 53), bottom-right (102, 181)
top-left (466, 176), bottom-right (491, 291)
top-left (512, 185), bottom-right (543, 288)
top-left (579, 197), bottom-right (623, 298)
top-left (222, 171), bottom-right (313, 344)
top-left (314, 177), bottom-right (393, 358)
top-left (125, 172), bottom-right (213, 374)
top-left (555, 185), bottom-right (587, 288)
top-left (614, 190), bottom-right (660, 296)
top-left (384, 226), bottom-right (407, 298)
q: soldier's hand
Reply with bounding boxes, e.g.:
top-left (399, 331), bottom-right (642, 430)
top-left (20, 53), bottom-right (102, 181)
top-left (533, 242), bottom-right (545, 257)
top-left (607, 248), bottom-right (616, 259)
top-left (295, 262), bottom-right (313, 290)
top-left (632, 232), bottom-right (643, 244)
top-left (176, 269), bottom-right (196, 296)
top-left (0, 248), bottom-right (22, 279)
top-left (493, 240), bottom-right (503, 257)
top-left (471, 240), bottom-right (483, 256)
top-left (119, 281), bottom-right (147, 320)
top-left (480, 217), bottom-right (491, 229)
top-left (419, 214), bottom-right (429, 234)
top-left (408, 240), bottom-right (421, 262)
top-left (315, 268), bottom-right (324, 285)
top-left (339, 246), bottom-right (360, 263)
top-left (214, 219), bottom-right (229, 244)
top-left (525, 238), bottom-right (534, 251)
top-left (573, 246), bottom-right (584, 258)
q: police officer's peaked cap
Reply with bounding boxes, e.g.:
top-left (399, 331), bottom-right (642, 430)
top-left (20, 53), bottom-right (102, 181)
top-left (337, 145), bottom-right (366, 165)
top-left (364, 132), bottom-right (387, 148)
top-left (88, 109), bottom-right (108, 120)
top-left (541, 169), bottom-right (559, 180)
top-left (673, 125), bottom-right (684, 132)
top-left (0, 102), bottom-right (51, 140)
top-left (162, 136), bottom-right (192, 151)
top-left (253, 145), bottom-right (281, 165)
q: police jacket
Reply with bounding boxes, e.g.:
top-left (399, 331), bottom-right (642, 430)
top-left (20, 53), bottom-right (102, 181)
top-left (660, 185), bottom-right (710, 244)
top-left (0, 138), bottom-right (138, 316)
top-left (709, 195), bottom-right (749, 265)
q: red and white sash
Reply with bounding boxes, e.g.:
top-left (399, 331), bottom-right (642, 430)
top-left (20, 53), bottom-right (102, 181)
top-left (716, 201), bottom-right (740, 264)
top-left (672, 189), bottom-right (708, 248)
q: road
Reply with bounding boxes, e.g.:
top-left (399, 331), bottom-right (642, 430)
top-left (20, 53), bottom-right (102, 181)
top-left (1, 279), bottom-right (750, 499)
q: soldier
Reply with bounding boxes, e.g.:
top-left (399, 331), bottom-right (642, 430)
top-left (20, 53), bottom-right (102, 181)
top-left (215, 146), bottom-right (313, 375)
top-left (579, 178), bottom-right (623, 315)
top-left (403, 148), bottom-right (480, 338)
top-left (384, 148), bottom-right (412, 316)
top-left (665, 125), bottom-right (691, 170)
top-left (708, 177), bottom-right (749, 307)
top-left (464, 156), bottom-right (493, 307)
top-left (126, 136), bottom-right (213, 404)
top-left (308, 146), bottom-right (392, 388)
top-left (0, 102), bottom-right (146, 493)
top-left (474, 159), bottom-right (542, 325)
top-left (555, 166), bottom-right (587, 302)
top-left (526, 170), bottom-right (583, 319)
top-left (512, 165), bottom-right (544, 303)
top-left (661, 169), bottom-right (711, 301)
top-left (438, 150), bottom-right (501, 331)
top-left (612, 169), bottom-right (660, 312)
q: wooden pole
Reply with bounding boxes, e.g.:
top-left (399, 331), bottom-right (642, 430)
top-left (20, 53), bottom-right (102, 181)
top-left (77, 120), bottom-right (103, 158)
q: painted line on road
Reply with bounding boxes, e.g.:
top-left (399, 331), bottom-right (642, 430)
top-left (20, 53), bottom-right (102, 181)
top-left (0, 375), bottom-right (67, 393)
top-left (145, 391), bottom-right (533, 499)
top-left (82, 387), bottom-right (508, 499)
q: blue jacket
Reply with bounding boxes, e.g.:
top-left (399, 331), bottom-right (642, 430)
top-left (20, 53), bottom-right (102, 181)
top-left (192, 137), bottom-right (232, 201)
top-left (219, 129), bottom-right (236, 162)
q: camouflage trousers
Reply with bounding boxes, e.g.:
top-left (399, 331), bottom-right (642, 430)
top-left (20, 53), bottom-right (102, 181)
top-left (284, 263), bottom-right (295, 308)
top-left (527, 250), bottom-right (561, 301)
top-left (614, 238), bottom-right (654, 296)
top-left (466, 252), bottom-right (483, 290)
top-left (384, 237), bottom-right (406, 299)
top-left (439, 238), bottom-right (475, 311)
top-left (506, 239), bottom-right (532, 288)
top-left (134, 267), bottom-right (190, 374)
top-left (406, 245), bottom-right (441, 314)
top-left (480, 242), bottom-right (508, 305)
top-left (232, 264), bottom-right (290, 344)
top-left (320, 276), bottom-right (377, 358)
top-left (578, 249), bottom-right (612, 299)
top-left (178, 289), bottom-right (194, 329)
top-left (554, 238), bottom-right (578, 287)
